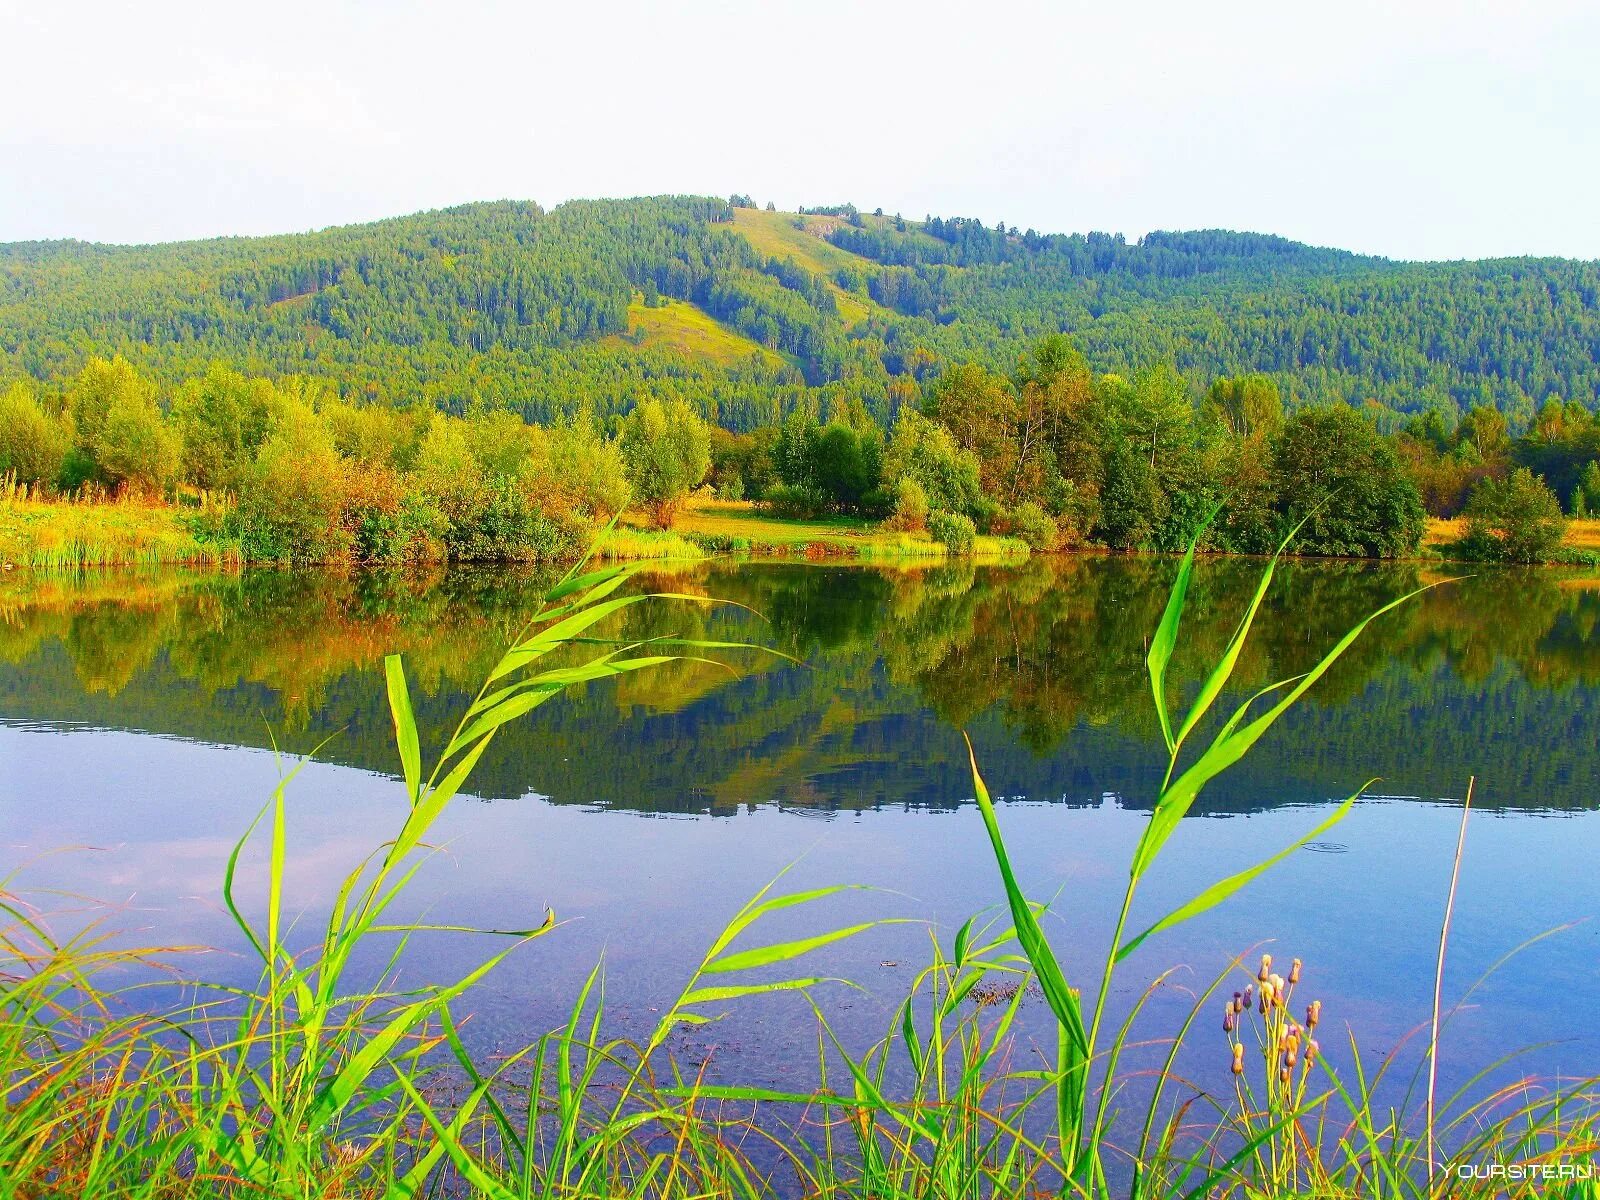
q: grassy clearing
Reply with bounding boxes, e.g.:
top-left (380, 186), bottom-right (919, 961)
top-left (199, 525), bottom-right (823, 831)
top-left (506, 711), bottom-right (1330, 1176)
top-left (3, 541), bottom-right (1594, 1197)
top-left (593, 525), bottom-right (706, 561)
top-left (0, 490), bottom-right (239, 570)
top-left (602, 296), bottom-right (789, 368)
top-left (641, 499), bottom-right (1030, 561)
top-left (1425, 516), bottom-right (1600, 553)
top-left (729, 210), bottom-right (879, 325)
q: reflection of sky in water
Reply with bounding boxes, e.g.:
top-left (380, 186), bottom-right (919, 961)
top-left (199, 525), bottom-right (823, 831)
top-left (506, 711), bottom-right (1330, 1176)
top-left (4, 723), bottom-right (1597, 1111)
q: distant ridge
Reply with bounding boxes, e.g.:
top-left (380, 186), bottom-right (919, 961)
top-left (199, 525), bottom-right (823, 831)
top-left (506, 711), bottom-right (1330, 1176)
top-left (3, 195), bottom-right (1597, 427)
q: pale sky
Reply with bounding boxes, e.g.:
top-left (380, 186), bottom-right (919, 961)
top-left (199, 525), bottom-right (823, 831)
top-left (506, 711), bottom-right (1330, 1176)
top-left (3, 0), bottom-right (1598, 260)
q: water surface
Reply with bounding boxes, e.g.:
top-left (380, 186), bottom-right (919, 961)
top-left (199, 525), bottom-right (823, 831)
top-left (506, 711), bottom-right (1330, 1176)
top-left (2, 556), bottom-right (1597, 1106)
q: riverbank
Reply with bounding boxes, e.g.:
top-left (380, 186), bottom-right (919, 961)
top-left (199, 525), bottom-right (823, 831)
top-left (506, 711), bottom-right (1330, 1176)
top-left (9, 491), bottom-right (1600, 571)
top-left (0, 494), bottom-right (1029, 570)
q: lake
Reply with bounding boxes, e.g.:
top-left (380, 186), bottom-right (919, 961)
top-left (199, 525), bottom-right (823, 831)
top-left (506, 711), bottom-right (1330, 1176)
top-left (2, 554), bottom-right (1598, 1116)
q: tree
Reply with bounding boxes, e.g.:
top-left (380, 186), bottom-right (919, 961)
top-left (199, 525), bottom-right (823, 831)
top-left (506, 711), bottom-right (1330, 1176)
top-left (0, 382), bottom-right (72, 490)
top-left (1205, 374), bottom-right (1283, 442)
top-left (1462, 468), bottom-right (1567, 563)
top-left (881, 409), bottom-right (984, 518)
top-left (619, 398), bottom-right (710, 528)
top-left (808, 423), bottom-right (882, 513)
top-left (172, 364), bottom-right (272, 490)
top-left (1270, 405), bottom-right (1425, 557)
top-left (930, 363), bottom-right (1017, 497)
top-left (96, 385), bottom-right (182, 494)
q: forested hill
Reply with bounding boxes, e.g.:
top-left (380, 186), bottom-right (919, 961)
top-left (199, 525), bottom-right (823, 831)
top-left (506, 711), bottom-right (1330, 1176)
top-left (4, 195), bottom-right (1597, 428)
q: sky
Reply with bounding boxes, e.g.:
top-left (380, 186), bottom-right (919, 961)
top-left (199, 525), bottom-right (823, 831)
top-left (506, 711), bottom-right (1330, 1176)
top-left (3, 0), bottom-right (1598, 260)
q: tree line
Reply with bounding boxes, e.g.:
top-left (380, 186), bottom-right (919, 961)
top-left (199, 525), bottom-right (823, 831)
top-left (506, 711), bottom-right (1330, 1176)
top-left (5, 334), bottom-right (1588, 563)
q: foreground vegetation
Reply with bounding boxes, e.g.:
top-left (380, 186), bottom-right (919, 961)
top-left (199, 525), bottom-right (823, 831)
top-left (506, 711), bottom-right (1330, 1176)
top-left (3, 535), bottom-right (1595, 1197)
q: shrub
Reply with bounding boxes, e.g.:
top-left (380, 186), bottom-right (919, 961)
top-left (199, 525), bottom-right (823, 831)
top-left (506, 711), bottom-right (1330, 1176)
top-left (884, 477), bottom-right (930, 533)
top-left (1461, 468), bottom-right (1567, 563)
top-left (928, 509), bottom-right (976, 555)
top-left (762, 483), bottom-right (830, 520)
top-left (0, 382), bottom-right (71, 490)
top-left (235, 408), bottom-right (350, 563)
top-left (1004, 501), bottom-right (1060, 551)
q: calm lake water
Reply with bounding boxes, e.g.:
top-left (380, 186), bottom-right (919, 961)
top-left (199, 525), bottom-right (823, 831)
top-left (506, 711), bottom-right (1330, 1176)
top-left (2, 555), bottom-right (1598, 1110)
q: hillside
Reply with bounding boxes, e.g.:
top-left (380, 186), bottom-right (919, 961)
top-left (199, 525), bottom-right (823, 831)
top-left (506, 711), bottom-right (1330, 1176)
top-left (3, 195), bottom-right (1598, 427)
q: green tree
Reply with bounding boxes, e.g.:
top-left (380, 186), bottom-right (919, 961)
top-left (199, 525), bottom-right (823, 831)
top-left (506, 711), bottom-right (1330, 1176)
top-left (171, 364), bottom-right (273, 490)
top-left (96, 386), bottom-right (182, 494)
top-left (1205, 374), bottom-right (1283, 442)
top-left (619, 398), bottom-right (711, 528)
top-left (1462, 468), bottom-right (1567, 563)
top-left (0, 382), bottom-right (72, 490)
top-left (930, 362), bottom-right (1017, 498)
top-left (808, 423), bottom-right (883, 513)
top-left (882, 409), bottom-right (984, 518)
top-left (1270, 405), bottom-right (1425, 557)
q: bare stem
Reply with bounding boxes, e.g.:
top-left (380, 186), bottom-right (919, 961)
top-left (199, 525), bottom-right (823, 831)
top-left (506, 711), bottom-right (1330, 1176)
top-left (1426, 774), bottom-right (1474, 1190)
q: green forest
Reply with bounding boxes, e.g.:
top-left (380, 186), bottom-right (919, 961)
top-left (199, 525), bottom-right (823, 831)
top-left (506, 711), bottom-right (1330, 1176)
top-left (5, 195), bottom-right (1600, 425)
top-left (3, 195), bottom-right (1599, 564)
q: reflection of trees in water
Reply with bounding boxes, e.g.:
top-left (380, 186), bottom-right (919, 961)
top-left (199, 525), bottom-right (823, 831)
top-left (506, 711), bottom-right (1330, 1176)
top-left (1, 558), bottom-right (1598, 812)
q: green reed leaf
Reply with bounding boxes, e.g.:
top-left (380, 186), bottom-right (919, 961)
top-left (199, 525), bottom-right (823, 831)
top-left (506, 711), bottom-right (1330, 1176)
top-left (1119, 783), bottom-right (1368, 963)
top-left (705, 921), bottom-right (881, 974)
top-left (383, 655), bottom-right (421, 803)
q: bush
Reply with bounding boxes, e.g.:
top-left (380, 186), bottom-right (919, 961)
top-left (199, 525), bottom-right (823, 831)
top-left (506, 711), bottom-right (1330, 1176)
top-left (762, 483), bottom-right (830, 520)
top-left (1004, 501), bottom-right (1060, 551)
top-left (1460, 468), bottom-right (1567, 563)
top-left (928, 509), bottom-right (976, 555)
top-left (235, 411), bottom-right (350, 563)
top-left (884, 478), bottom-right (930, 533)
top-left (0, 382), bottom-right (72, 490)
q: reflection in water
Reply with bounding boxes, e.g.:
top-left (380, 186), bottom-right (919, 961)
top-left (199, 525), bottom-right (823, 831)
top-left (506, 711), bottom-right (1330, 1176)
top-left (2, 556), bottom-right (1598, 814)
top-left (2, 557), bottom-right (1599, 1106)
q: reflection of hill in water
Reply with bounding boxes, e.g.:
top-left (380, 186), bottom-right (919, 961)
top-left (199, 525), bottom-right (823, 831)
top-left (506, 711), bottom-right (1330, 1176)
top-left (1, 558), bottom-right (1597, 814)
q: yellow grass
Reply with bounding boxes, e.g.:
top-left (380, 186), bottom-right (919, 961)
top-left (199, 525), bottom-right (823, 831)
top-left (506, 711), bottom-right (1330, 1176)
top-left (1425, 516), bottom-right (1600, 551)
top-left (634, 498), bottom-right (1029, 561)
top-left (730, 210), bottom-right (880, 325)
top-left (602, 297), bottom-right (787, 368)
top-left (0, 492), bottom-right (238, 569)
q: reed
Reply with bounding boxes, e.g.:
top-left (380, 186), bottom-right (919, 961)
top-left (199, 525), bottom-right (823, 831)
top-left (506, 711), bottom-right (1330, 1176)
top-left (0, 525), bottom-right (1594, 1198)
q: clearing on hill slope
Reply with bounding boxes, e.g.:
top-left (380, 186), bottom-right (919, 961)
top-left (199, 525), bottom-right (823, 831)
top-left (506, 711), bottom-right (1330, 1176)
top-left (730, 209), bottom-right (882, 324)
top-left (603, 295), bottom-right (790, 368)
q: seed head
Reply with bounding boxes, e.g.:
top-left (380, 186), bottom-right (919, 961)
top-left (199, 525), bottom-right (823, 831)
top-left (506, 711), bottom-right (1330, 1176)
top-left (1242, 985), bottom-right (1254, 1010)
top-left (1307, 1000), bottom-right (1321, 1029)
top-left (1231, 1043), bottom-right (1245, 1075)
top-left (1305, 1039), bottom-right (1319, 1065)
top-left (1258, 954), bottom-right (1273, 983)
top-left (1223, 1008), bottom-right (1235, 1034)
top-left (1279, 1066), bottom-right (1291, 1086)
top-left (1269, 973), bottom-right (1285, 995)
top-left (1289, 958), bottom-right (1302, 985)
top-left (1285, 1048), bottom-right (1298, 1069)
